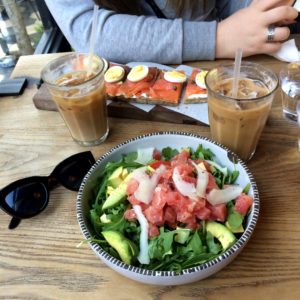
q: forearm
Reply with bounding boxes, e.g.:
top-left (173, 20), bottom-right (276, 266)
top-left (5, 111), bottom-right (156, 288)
top-left (45, 0), bottom-right (217, 63)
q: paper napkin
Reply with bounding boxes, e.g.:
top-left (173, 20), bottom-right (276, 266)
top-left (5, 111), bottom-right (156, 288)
top-left (269, 39), bottom-right (300, 62)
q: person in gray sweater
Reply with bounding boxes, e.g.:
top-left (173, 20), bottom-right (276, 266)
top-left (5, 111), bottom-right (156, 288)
top-left (44, 0), bottom-right (298, 64)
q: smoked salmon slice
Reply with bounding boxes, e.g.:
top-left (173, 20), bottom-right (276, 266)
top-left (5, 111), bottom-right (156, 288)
top-left (184, 69), bottom-right (207, 103)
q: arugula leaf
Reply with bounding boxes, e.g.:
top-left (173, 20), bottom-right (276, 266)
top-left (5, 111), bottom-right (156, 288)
top-left (191, 144), bottom-right (215, 160)
top-left (184, 231), bottom-right (203, 254)
top-left (227, 201), bottom-right (244, 229)
top-left (243, 183), bottom-right (251, 194)
top-left (161, 147), bottom-right (179, 160)
top-left (181, 253), bottom-right (218, 269)
top-left (148, 228), bottom-right (177, 260)
top-left (124, 152), bottom-right (138, 163)
top-left (90, 209), bottom-right (103, 236)
top-left (206, 232), bottom-right (222, 254)
top-left (229, 170), bottom-right (240, 184)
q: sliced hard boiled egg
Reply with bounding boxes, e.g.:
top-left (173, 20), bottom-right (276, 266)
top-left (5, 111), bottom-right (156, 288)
top-left (195, 70), bottom-right (208, 89)
top-left (104, 66), bottom-right (125, 83)
top-left (127, 65), bottom-right (149, 82)
top-left (164, 70), bottom-right (187, 83)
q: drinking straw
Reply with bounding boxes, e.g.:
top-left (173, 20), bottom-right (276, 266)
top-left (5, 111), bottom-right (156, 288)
top-left (232, 48), bottom-right (243, 98)
top-left (87, 5), bottom-right (99, 76)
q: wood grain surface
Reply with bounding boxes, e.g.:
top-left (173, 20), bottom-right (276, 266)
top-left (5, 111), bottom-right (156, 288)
top-left (0, 53), bottom-right (300, 300)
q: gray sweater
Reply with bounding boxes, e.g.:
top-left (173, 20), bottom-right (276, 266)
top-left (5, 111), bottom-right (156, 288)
top-left (45, 0), bottom-right (251, 64)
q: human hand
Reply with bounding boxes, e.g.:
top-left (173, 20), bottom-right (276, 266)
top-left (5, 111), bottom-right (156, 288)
top-left (215, 0), bottom-right (298, 58)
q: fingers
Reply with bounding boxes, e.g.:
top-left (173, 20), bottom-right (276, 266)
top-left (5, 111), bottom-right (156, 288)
top-left (261, 41), bottom-right (282, 54)
top-left (265, 6), bottom-right (298, 24)
top-left (268, 26), bottom-right (290, 42)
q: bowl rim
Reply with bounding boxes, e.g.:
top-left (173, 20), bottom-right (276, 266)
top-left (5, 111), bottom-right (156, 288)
top-left (76, 131), bottom-right (260, 277)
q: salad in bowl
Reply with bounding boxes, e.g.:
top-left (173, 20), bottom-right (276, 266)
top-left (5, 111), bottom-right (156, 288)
top-left (77, 132), bottom-right (259, 285)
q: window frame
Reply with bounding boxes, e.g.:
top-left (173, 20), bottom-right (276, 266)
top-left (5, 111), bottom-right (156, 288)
top-left (34, 0), bottom-right (70, 54)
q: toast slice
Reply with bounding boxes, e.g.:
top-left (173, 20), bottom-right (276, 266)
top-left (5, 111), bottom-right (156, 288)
top-left (117, 66), bottom-right (159, 101)
top-left (104, 63), bottom-right (130, 100)
top-left (184, 69), bottom-right (208, 104)
top-left (147, 70), bottom-right (185, 106)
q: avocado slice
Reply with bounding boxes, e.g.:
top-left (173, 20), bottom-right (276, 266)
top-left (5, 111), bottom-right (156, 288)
top-left (225, 221), bottom-right (244, 233)
top-left (102, 174), bottom-right (132, 211)
top-left (206, 221), bottom-right (236, 250)
top-left (174, 228), bottom-right (191, 244)
top-left (102, 230), bottom-right (136, 264)
top-left (107, 166), bottom-right (123, 188)
top-left (121, 168), bottom-right (129, 180)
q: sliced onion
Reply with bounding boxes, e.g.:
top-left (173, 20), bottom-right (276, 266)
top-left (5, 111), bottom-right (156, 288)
top-left (132, 165), bottom-right (165, 204)
top-left (172, 167), bottom-right (197, 200)
top-left (191, 161), bottom-right (209, 198)
top-left (133, 205), bottom-right (150, 264)
top-left (134, 147), bottom-right (154, 165)
top-left (207, 186), bottom-right (243, 205)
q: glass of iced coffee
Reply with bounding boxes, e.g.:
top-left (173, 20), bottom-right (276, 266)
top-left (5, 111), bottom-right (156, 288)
top-left (41, 53), bottom-right (108, 146)
top-left (205, 62), bottom-right (278, 161)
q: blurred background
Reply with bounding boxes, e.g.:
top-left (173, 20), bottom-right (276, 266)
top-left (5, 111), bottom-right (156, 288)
top-left (0, 0), bottom-right (70, 81)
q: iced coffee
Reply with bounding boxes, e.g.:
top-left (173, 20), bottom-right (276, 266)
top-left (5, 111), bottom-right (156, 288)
top-left (205, 62), bottom-right (278, 161)
top-left (41, 53), bottom-right (108, 146)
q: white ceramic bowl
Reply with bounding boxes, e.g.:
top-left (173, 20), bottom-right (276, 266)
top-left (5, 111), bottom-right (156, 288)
top-left (77, 132), bottom-right (259, 285)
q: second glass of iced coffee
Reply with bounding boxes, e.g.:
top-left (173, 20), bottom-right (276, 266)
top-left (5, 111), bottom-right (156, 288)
top-left (205, 62), bottom-right (278, 161)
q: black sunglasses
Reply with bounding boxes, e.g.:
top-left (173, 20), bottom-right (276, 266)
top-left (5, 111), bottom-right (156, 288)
top-left (0, 151), bottom-right (95, 230)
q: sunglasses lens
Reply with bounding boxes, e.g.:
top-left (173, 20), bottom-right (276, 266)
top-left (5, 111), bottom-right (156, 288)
top-left (58, 157), bottom-right (93, 191)
top-left (4, 182), bottom-right (48, 218)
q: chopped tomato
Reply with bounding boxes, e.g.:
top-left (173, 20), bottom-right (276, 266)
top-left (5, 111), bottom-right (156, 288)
top-left (164, 206), bottom-right (176, 226)
top-left (148, 223), bottom-right (160, 238)
top-left (171, 150), bottom-right (190, 166)
top-left (144, 206), bottom-right (164, 226)
top-left (234, 193), bottom-right (253, 216)
top-left (149, 160), bottom-right (171, 170)
top-left (194, 206), bottom-right (211, 220)
top-left (151, 186), bottom-right (167, 208)
top-left (152, 149), bottom-right (161, 160)
top-left (206, 173), bottom-right (219, 192)
top-left (207, 203), bottom-right (227, 222)
top-left (124, 208), bottom-right (136, 221)
top-left (126, 178), bottom-right (139, 195)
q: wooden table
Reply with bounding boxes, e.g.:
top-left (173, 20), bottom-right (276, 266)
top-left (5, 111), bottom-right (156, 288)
top-left (0, 53), bottom-right (299, 300)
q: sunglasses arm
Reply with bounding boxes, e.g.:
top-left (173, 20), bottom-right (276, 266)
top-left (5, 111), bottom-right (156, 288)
top-left (8, 217), bottom-right (22, 230)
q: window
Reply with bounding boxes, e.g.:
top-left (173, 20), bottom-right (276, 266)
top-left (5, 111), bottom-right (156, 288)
top-left (0, 0), bottom-right (70, 81)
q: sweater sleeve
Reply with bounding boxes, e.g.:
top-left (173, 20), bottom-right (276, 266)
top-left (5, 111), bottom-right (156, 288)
top-left (45, 0), bottom-right (217, 64)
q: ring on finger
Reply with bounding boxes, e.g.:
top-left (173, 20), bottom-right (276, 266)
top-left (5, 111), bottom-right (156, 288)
top-left (267, 25), bottom-right (276, 42)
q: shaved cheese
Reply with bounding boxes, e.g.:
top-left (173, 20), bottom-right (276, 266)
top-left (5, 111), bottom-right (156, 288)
top-left (206, 160), bottom-right (228, 176)
top-left (172, 167), bottom-right (198, 200)
top-left (133, 205), bottom-right (150, 264)
top-left (132, 165), bottom-right (165, 204)
top-left (134, 147), bottom-right (154, 165)
top-left (191, 161), bottom-right (209, 198)
top-left (207, 186), bottom-right (243, 205)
